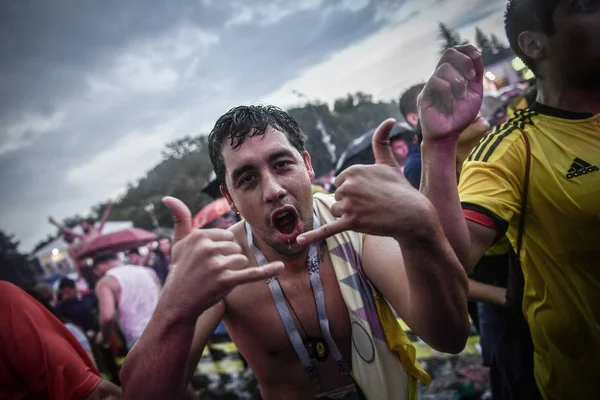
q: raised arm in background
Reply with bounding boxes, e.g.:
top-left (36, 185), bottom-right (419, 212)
top-left (97, 200), bottom-right (115, 234)
top-left (418, 45), bottom-right (498, 271)
top-left (48, 216), bottom-right (84, 239)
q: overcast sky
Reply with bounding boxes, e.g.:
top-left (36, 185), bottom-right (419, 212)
top-left (0, 0), bottom-right (508, 251)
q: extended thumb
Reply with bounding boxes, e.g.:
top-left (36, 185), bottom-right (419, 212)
top-left (162, 196), bottom-right (192, 244)
top-left (372, 118), bottom-right (398, 166)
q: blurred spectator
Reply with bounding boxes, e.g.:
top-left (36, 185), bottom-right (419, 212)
top-left (202, 210), bottom-right (239, 229)
top-left (33, 282), bottom-right (58, 307)
top-left (48, 201), bottom-right (115, 290)
top-left (56, 278), bottom-right (99, 334)
top-left (48, 201), bottom-right (114, 245)
top-left (31, 283), bottom-right (98, 369)
top-left (93, 252), bottom-right (160, 350)
top-left (399, 83), bottom-right (425, 188)
top-left (126, 248), bottom-right (144, 266)
top-left (390, 132), bottom-right (413, 169)
top-left (399, 83), bottom-right (425, 128)
top-left (0, 281), bottom-right (121, 399)
top-left (147, 236), bottom-right (172, 285)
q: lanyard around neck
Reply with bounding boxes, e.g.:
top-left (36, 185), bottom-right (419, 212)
top-left (245, 210), bottom-right (349, 386)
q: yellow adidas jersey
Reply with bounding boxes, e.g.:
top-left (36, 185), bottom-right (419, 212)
top-left (459, 103), bottom-right (600, 400)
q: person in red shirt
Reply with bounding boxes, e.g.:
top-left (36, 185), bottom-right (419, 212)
top-left (0, 281), bottom-right (121, 400)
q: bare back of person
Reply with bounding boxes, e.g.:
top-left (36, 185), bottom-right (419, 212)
top-left (221, 222), bottom-right (354, 399)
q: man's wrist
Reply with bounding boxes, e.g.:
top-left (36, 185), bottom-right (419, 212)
top-left (421, 136), bottom-right (459, 154)
top-left (392, 199), bottom-right (439, 243)
top-left (154, 285), bottom-right (207, 329)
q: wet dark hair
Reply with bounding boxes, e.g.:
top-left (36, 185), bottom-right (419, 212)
top-left (504, 0), bottom-right (560, 75)
top-left (399, 83), bottom-right (425, 122)
top-left (58, 277), bottom-right (76, 291)
top-left (92, 252), bottom-right (118, 269)
top-left (208, 105), bottom-right (307, 190)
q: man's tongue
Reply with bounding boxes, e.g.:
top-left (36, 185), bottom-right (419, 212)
top-left (274, 211), bottom-right (297, 235)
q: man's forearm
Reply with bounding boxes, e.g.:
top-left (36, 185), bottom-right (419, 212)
top-left (100, 319), bottom-right (114, 347)
top-left (395, 213), bottom-right (470, 353)
top-left (120, 307), bottom-right (196, 400)
top-left (98, 202), bottom-right (114, 232)
top-left (420, 140), bottom-right (473, 268)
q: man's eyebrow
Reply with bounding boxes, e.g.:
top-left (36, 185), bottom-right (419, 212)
top-left (231, 164), bottom-right (255, 183)
top-left (231, 150), bottom-right (297, 182)
top-left (268, 149), bottom-right (295, 162)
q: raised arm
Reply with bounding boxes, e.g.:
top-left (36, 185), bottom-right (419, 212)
top-left (120, 197), bottom-right (284, 400)
top-left (95, 277), bottom-right (117, 346)
top-left (97, 201), bottom-right (114, 233)
top-left (418, 46), bottom-right (497, 271)
top-left (48, 216), bottom-right (83, 238)
top-left (362, 228), bottom-right (469, 353)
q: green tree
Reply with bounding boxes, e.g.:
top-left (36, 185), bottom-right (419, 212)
top-left (475, 27), bottom-right (494, 57)
top-left (31, 93), bottom-right (404, 247)
top-left (333, 94), bottom-right (355, 114)
top-left (438, 22), bottom-right (468, 54)
top-left (161, 136), bottom-right (204, 160)
top-left (0, 230), bottom-right (37, 289)
top-left (490, 33), bottom-right (508, 53)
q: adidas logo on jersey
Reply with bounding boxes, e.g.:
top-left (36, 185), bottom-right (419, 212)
top-left (566, 157), bottom-right (599, 179)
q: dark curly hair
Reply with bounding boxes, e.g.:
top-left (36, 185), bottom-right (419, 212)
top-left (208, 105), bottom-right (307, 190)
top-left (504, 0), bottom-right (560, 75)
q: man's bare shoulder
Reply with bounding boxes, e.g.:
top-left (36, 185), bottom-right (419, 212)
top-left (96, 275), bottom-right (119, 292)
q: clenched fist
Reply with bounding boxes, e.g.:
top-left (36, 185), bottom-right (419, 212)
top-left (418, 45), bottom-right (484, 144)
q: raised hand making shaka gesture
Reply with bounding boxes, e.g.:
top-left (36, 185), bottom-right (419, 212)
top-left (161, 197), bottom-right (284, 319)
top-left (297, 118), bottom-right (431, 246)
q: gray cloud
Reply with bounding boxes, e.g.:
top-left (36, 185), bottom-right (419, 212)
top-left (1, 0), bottom-right (508, 251)
top-left (1, 0), bottom-right (414, 250)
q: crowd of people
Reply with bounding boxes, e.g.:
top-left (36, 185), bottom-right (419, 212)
top-left (1, 1), bottom-right (599, 399)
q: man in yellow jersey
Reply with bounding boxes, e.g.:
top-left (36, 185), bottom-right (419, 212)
top-left (417, 0), bottom-right (600, 398)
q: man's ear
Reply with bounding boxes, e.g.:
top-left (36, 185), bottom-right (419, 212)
top-left (220, 186), bottom-right (239, 213)
top-left (518, 31), bottom-right (548, 64)
top-left (406, 113), bottom-right (419, 128)
top-left (303, 151), bottom-right (315, 181)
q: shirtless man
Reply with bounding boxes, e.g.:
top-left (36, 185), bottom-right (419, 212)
top-left (121, 106), bottom-right (469, 399)
top-left (49, 200), bottom-right (114, 244)
top-left (93, 253), bottom-right (161, 350)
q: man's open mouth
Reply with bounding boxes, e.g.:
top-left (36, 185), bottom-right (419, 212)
top-left (271, 207), bottom-right (299, 235)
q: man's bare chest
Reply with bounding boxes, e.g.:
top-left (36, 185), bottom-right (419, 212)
top-left (224, 255), bottom-right (352, 361)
